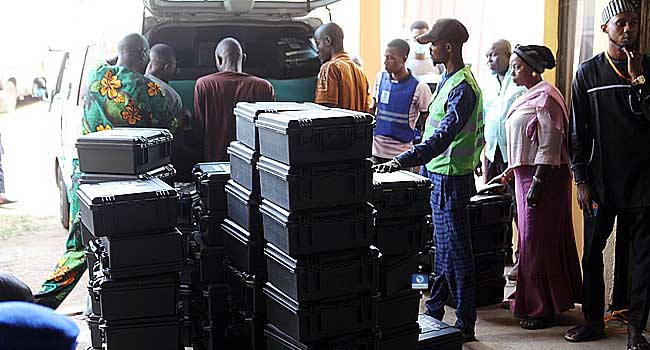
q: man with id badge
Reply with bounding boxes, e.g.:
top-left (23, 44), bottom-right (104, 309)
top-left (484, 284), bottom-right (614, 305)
top-left (371, 39), bottom-right (432, 164)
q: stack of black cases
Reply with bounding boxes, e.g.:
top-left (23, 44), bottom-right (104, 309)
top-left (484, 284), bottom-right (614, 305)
top-left (188, 162), bottom-right (231, 350)
top-left (76, 126), bottom-right (183, 350)
top-left (466, 193), bottom-right (512, 307)
top-left (434, 192), bottom-right (512, 308)
top-left (226, 102), bottom-right (330, 350)
top-left (371, 171), bottom-right (431, 349)
top-left (249, 106), bottom-right (381, 349)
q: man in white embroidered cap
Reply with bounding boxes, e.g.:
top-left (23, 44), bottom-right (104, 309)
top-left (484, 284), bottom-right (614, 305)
top-left (565, 0), bottom-right (650, 348)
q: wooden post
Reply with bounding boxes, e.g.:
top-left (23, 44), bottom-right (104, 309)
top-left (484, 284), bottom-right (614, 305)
top-left (640, 0), bottom-right (650, 52)
top-left (359, 0), bottom-right (381, 85)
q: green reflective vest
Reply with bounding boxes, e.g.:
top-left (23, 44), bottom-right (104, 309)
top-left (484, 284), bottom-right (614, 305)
top-left (423, 66), bottom-right (484, 175)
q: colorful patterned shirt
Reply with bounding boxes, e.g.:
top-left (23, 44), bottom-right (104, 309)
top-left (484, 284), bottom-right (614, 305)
top-left (82, 64), bottom-right (177, 134)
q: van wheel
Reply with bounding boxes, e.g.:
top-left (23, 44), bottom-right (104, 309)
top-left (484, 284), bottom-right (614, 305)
top-left (58, 166), bottom-right (70, 230)
top-left (0, 81), bottom-right (17, 113)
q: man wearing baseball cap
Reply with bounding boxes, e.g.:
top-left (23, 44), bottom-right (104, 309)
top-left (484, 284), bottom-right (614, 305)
top-left (375, 18), bottom-right (483, 342)
top-left (565, 0), bottom-right (650, 348)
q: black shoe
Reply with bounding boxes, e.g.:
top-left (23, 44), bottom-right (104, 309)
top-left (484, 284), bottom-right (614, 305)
top-left (462, 329), bottom-right (477, 342)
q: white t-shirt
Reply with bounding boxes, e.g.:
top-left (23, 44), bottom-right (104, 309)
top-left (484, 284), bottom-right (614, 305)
top-left (372, 72), bottom-right (433, 159)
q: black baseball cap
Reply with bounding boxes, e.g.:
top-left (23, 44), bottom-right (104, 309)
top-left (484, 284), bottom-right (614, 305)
top-left (416, 18), bottom-right (469, 44)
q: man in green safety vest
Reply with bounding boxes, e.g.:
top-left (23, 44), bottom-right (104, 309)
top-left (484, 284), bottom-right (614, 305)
top-left (375, 18), bottom-right (484, 342)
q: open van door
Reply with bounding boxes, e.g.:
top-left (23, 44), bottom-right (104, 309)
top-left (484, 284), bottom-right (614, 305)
top-left (146, 0), bottom-right (340, 18)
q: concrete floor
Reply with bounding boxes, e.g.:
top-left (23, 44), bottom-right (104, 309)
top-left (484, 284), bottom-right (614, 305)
top-left (428, 280), bottom-right (633, 350)
top-left (448, 305), bottom-right (629, 350)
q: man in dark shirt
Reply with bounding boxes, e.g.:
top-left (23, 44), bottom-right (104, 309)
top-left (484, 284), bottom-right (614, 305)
top-left (375, 18), bottom-right (483, 342)
top-left (194, 37), bottom-right (275, 161)
top-left (565, 1), bottom-right (650, 348)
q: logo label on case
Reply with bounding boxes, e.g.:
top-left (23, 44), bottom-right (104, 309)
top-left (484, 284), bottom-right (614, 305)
top-left (412, 273), bottom-right (429, 289)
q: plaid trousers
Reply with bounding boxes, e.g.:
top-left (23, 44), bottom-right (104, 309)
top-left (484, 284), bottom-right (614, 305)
top-left (423, 171), bottom-right (477, 332)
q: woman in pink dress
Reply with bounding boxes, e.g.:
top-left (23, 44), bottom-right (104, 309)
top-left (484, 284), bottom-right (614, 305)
top-left (490, 45), bottom-right (583, 330)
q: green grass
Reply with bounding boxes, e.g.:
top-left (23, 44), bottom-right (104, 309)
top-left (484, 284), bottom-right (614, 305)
top-left (0, 212), bottom-right (51, 239)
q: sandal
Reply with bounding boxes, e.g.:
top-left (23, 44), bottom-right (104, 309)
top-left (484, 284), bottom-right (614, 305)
top-left (520, 315), bottom-right (554, 330)
top-left (564, 322), bottom-right (605, 342)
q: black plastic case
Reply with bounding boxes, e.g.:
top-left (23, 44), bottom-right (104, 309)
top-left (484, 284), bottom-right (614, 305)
top-left (377, 289), bottom-right (421, 329)
top-left (264, 283), bottom-right (378, 343)
top-left (225, 263), bottom-right (266, 318)
top-left (260, 200), bottom-right (375, 257)
top-left (471, 223), bottom-right (510, 253)
top-left (234, 102), bottom-right (326, 150)
top-left (418, 313), bottom-right (463, 350)
top-left (222, 219), bottom-right (266, 275)
top-left (101, 316), bottom-right (180, 350)
top-left (97, 229), bottom-right (185, 279)
top-left (467, 193), bottom-right (513, 227)
top-left (78, 178), bottom-right (177, 237)
top-left (265, 243), bottom-right (380, 303)
top-left (201, 283), bottom-right (229, 323)
top-left (85, 247), bottom-right (99, 281)
top-left (379, 322), bottom-right (420, 350)
top-left (193, 233), bottom-right (225, 284)
top-left (81, 221), bottom-right (97, 249)
top-left (225, 180), bottom-right (263, 238)
top-left (92, 274), bottom-right (178, 321)
top-left (76, 128), bottom-right (173, 175)
top-left (192, 162), bottom-right (231, 213)
top-left (257, 157), bottom-right (373, 211)
top-left (372, 171), bottom-right (432, 219)
top-left (197, 209), bottom-right (227, 246)
top-left (224, 321), bottom-right (252, 350)
top-left (474, 249), bottom-right (506, 282)
top-left (87, 314), bottom-right (103, 349)
top-left (88, 283), bottom-right (102, 316)
top-left (380, 254), bottom-right (420, 297)
top-left (475, 277), bottom-right (507, 308)
top-left (227, 141), bottom-right (260, 195)
top-left (176, 182), bottom-right (200, 226)
top-left (374, 215), bottom-right (430, 256)
top-left (193, 323), bottom-right (226, 350)
top-left (80, 164), bottom-right (176, 186)
top-left (255, 109), bottom-right (374, 165)
top-left (264, 324), bottom-right (379, 350)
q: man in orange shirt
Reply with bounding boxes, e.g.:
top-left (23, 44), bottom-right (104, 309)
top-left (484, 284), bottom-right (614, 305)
top-left (314, 23), bottom-right (371, 112)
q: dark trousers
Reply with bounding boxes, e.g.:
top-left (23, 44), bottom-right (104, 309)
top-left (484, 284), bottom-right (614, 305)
top-left (424, 172), bottom-right (477, 332)
top-left (582, 206), bottom-right (650, 328)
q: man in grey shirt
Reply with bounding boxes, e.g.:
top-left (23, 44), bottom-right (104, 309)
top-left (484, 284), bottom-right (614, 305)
top-left (145, 43), bottom-right (184, 119)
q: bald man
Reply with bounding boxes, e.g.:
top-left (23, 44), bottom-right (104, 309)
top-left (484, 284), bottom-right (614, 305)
top-left (481, 40), bottom-right (524, 269)
top-left (194, 37), bottom-right (274, 161)
top-left (35, 33), bottom-right (176, 309)
top-left (314, 22), bottom-right (371, 112)
top-left (146, 43), bottom-right (183, 120)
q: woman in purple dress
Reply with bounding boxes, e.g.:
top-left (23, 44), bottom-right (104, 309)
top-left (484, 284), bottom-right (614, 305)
top-left (490, 45), bottom-right (583, 330)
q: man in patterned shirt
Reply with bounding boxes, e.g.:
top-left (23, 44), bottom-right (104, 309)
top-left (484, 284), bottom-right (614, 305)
top-left (35, 33), bottom-right (176, 309)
